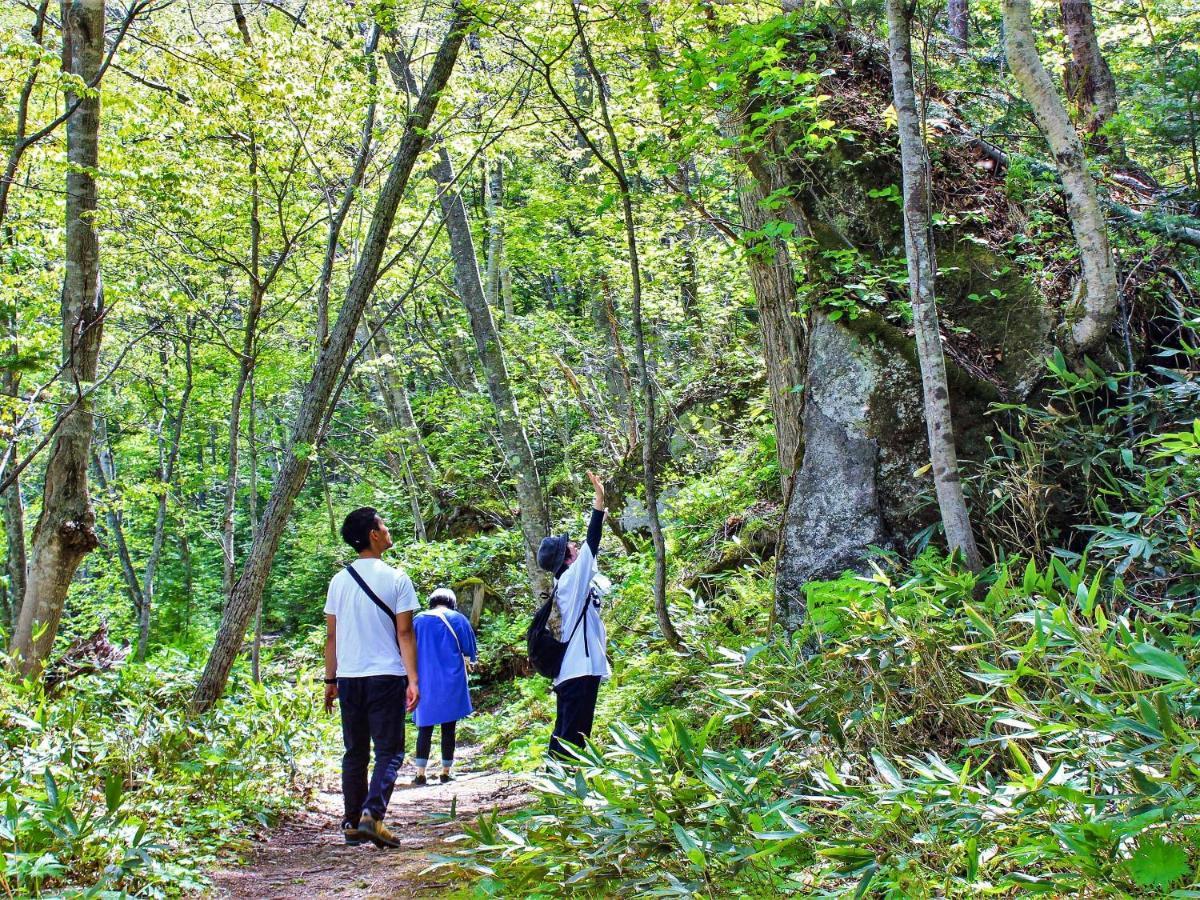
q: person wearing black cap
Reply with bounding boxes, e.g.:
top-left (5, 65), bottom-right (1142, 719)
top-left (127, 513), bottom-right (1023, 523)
top-left (538, 471), bottom-right (609, 760)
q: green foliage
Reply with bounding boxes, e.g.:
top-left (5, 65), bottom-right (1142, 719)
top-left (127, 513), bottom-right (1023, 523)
top-left (0, 651), bottom-right (329, 896)
top-left (453, 715), bottom-right (812, 897)
top-left (450, 553), bottom-right (1200, 896)
top-left (972, 338), bottom-right (1200, 599)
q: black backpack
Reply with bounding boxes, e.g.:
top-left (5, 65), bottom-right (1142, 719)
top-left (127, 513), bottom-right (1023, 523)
top-left (526, 588), bottom-right (589, 679)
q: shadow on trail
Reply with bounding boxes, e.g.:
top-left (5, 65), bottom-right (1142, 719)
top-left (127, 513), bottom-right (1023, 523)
top-left (212, 752), bottom-right (528, 898)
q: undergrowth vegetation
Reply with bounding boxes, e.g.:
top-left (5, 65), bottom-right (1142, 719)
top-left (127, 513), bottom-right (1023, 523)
top-left (448, 304), bottom-right (1200, 897)
top-left (0, 651), bottom-right (329, 897)
top-left (454, 553), bottom-right (1200, 897)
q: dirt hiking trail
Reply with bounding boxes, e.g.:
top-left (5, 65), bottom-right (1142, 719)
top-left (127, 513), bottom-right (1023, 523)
top-left (211, 755), bottom-right (528, 898)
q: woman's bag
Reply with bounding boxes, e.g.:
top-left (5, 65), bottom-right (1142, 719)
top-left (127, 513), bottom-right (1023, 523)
top-left (432, 609), bottom-right (466, 660)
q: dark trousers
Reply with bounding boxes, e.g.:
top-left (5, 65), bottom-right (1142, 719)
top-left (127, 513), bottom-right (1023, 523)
top-left (415, 721), bottom-right (458, 767)
top-left (337, 675), bottom-right (407, 824)
top-left (549, 675), bottom-right (601, 760)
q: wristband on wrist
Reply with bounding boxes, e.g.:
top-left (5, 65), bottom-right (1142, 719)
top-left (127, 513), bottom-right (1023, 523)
top-left (323, 677), bottom-right (337, 685)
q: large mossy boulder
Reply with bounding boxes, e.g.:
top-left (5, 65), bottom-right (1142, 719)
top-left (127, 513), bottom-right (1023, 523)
top-left (770, 26), bottom-right (1059, 631)
top-left (776, 313), bottom-right (926, 631)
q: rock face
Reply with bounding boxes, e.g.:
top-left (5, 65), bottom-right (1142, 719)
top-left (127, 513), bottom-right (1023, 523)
top-left (775, 313), bottom-right (928, 632)
top-left (767, 32), bottom-right (1059, 632)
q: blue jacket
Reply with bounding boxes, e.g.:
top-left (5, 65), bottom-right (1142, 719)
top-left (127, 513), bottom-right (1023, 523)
top-left (413, 608), bottom-right (478, 727)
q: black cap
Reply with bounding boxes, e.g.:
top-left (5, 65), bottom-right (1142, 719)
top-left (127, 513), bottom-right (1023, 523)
top-left (537, 534), bottom-right (569, 573)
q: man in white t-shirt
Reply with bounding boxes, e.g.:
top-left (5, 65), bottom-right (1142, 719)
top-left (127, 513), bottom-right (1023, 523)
top-left (323, 507), bottom-right (419, 849)
top-left (538, 472), bottom-right (610, 760)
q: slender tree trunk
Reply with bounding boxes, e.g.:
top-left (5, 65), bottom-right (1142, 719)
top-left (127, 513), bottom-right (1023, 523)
top-left (429, 143), bottom-right (551, 591)
top-left (738, 175), bottom-right (806, 493)
top-left (363, 332), bottom-right (432, 541)
top-left (1003, 0), bottom-right (1118, 357)
top-left (2, 472), bottom-right (26, 633)
top-left (593, 273), bottom-right (637, 448)
top-left (91, 445), bottom-right (145, 620)
top-left (12, 0), bottom-right (106, 675)
top-left (191, 6), bottom-right (469, 712)
top-left (500, 264), bottom-right (515, 319)
top-left (1, 371), bottom-right (26, 633)
top-left (483, 159), bottom-right (507, 316)
top-left (947, 0), bottom-right (969, 46)
top-left (222, 139), bottom-right (264, 599)
top-left (637, 2), bottom-right (701, 333)
top-left (429, 301), bottom-right (480, 390)
top-left (180, 522), bottom-right (193, 641)
top-left (1189, 99), bottom-right (1199, 188)
top-left (1059, 0), bottom-right (1119, 149)
top-left (248, 375), bottom-right (263, 682)
top-left (318, 454), bottom-right (337, 539)
top-left (571, 0), bottom-right (682, 650)
top-left (137, 332), bottom-right (191, 660)
top-left (386, 45), bottom-right (551, 589)
top-left (368, 314), bottom-right (438, 493)
top-left (887, 0), bottom-right (982, 572)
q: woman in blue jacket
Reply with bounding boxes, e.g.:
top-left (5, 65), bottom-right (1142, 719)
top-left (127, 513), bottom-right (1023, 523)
top-left (412, 588), bottom-right (478, 784)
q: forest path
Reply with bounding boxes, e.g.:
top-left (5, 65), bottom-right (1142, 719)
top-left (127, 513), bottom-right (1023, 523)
top-left (210, 751), bottom-right (528, 898)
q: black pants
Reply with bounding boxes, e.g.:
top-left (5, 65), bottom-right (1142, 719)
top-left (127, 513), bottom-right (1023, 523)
top-left (549, 675), bottom-right (601, 760)
top-left (337, 674), bottom-right (407, 824)
top-left (415, 720), bottom-right (458, 768)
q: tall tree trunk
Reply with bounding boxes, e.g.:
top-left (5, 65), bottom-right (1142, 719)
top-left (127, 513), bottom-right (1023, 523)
top-left (191, 6), bottom-right (469, 712)
top-left (248, 374), bottom-right (263, 682)
top-left (947, 0), bottom-right (969, 47)
top-left (1059, 0), bottom-right (1119, 149)
top-left (483, 158), bottom-right (507, 316)
top-left (637, 2), bottom-right (701, 334)
top-left (500, 264), bottom-right (515, 319)
top-left (2, 470), bottom-right (26, 633)
top-left (180, 524), bottom-right (192, 640)
top-left (2, 371), bottom-right (26, 632)
top-left (1003, 0), bottom-right (1118, 357)
top-left (430, 144), bottom-right (551, 590)
top-left (571, 0), bottom-right (682, 650)
top-left (386, 45), bottom-right (552, 590)
top-left (138, 329), bottom-right (192, 660)
top-left (222, 139), bottom-right (264, 599)
top-left (887, 0), bottom-right (982, 572)
top-left (593, 273), bottom-right (637, 448)
top-left (738, 174), bottom-right (806, 494)
top-left (363, 329), bottom-right (432, 541)
top-left (91, 445), bottom-right (145, 620)
top-left (703, 3), bottom-right (808, 496)
top-left (368, 313), bottom-right (438, 493)
top-left (12, 0), bottom-right (106, 676)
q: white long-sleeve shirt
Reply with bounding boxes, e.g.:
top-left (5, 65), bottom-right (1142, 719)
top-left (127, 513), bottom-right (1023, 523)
top-left (553, 540), bottom-right (611, 686)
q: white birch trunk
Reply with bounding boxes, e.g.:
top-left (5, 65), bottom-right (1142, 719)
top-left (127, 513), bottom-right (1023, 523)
top-left (887, 0), bottom-right (982, 572)
top-left (1003, 0), bottom-right (1119, 356)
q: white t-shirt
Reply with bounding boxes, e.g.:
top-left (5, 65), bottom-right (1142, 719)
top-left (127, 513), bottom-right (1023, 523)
top-left (324, 557), bottom-right (420, 678)
top-left (553, 543), bottom-right (611, 687)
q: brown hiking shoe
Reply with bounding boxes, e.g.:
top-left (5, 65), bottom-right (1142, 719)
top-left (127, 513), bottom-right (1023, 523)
top-left (358, 815), bottom-right (401, 849)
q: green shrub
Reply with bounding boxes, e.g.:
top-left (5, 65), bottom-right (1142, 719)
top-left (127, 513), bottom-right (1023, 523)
top-left (0, 648), bottom-right (331, 896)
top-left (450, 554), bottom-right (1200, 896)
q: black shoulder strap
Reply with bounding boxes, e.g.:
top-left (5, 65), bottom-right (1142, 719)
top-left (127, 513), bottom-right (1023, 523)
top-left (562, 588), bottom-right (591, 657)
top-left (345, 563), bottom-right (400, 649)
